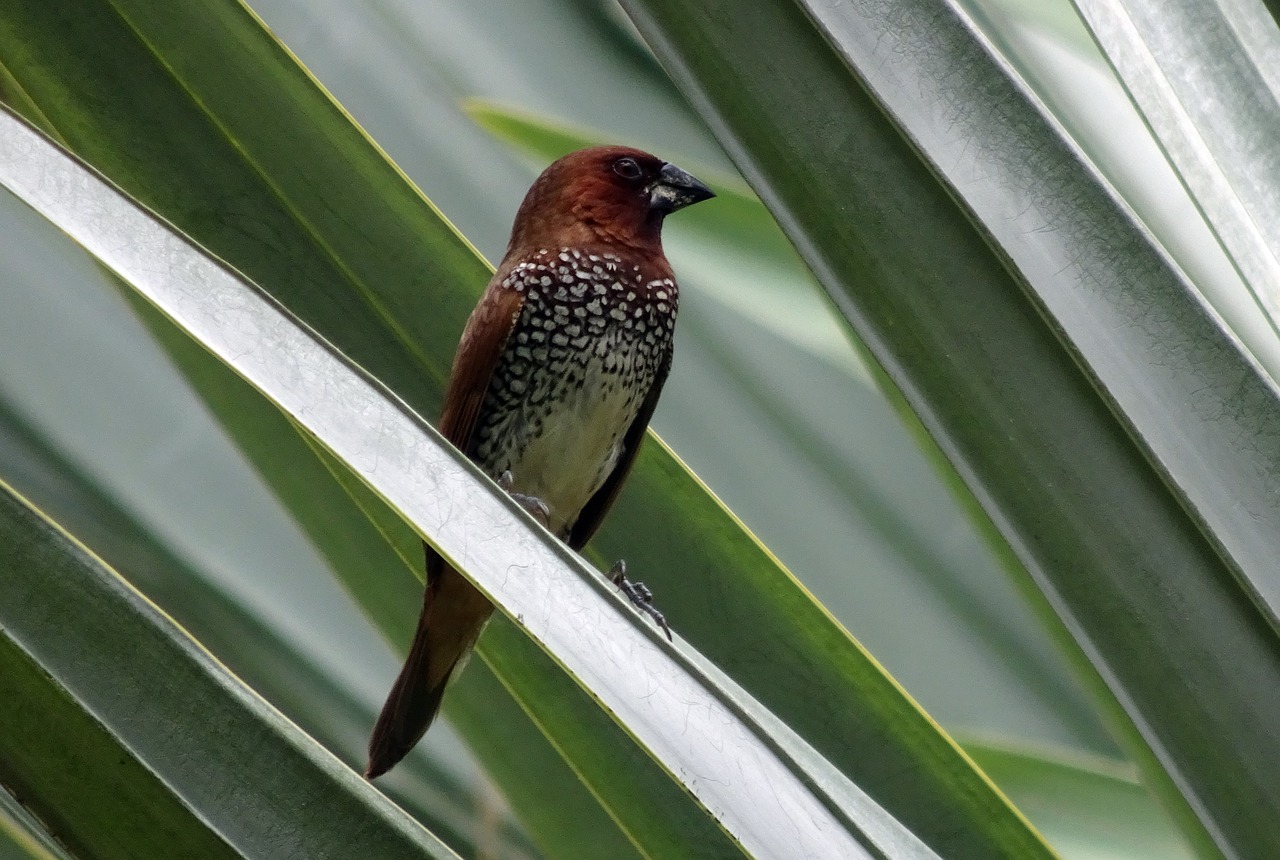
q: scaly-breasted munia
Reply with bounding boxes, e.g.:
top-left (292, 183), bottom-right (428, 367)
top-left (366, 146), bottom-right (713, 778)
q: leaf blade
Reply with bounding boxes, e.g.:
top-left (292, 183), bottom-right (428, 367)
top-left (0, 477), bottom-right (457, 860)
top-left (619, 0), bottom-right (1280, 854)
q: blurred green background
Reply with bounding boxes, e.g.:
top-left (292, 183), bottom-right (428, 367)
top-left (4, 0), bottom-right (1253, 856)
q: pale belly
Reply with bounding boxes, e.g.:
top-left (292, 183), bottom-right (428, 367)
top-left (498, 363), bottom-right (642, 535)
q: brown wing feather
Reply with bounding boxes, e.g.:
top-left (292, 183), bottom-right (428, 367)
top-left (365, 281), bottom-right (524, 779)
top-left (426, 282), bottom-right (526, 588)
top-left (567, 353), bottom-right (672, 550)
top-left (438, 283), bottom-right (526, 449)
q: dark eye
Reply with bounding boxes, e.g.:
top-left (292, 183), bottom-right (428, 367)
top-left (613, 157), bottom-right (643, 181)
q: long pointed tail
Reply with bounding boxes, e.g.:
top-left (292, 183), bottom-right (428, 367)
top-left (365, 563), bottom-right (493, 779)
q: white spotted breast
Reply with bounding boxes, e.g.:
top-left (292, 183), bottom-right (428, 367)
top-left (470, 248), bottom-right (678, 536)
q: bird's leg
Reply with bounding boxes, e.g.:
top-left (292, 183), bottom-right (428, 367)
top-left (608, 560), bottom-right (672, 641)
top-left (498, 470), bottom-right (551, 528)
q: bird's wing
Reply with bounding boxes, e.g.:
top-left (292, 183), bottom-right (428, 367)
top-left (428, 282), bottom-right (526, 587)
top-left (567, 352), bottom-right (672, 550)
top-left (367, 282), bottom-right (525, 779)
top-left (437, 283), bottom-right (526, 449)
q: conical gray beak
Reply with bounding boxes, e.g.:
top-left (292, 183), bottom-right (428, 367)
top-left (649, 162), bottom-right (715, 214)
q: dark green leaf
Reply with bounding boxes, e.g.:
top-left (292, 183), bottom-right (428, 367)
top-left (0, 480), bottom-right (455, 860)
top-left (619, 0), bottom-right (1280, 855)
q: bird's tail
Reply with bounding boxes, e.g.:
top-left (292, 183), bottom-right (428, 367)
top-left (365, 562), bottom-right (493, 779)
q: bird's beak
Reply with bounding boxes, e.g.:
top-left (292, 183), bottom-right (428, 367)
top-left (649, 162), bottom-right (715, 214)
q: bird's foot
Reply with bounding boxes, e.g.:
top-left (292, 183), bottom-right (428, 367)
top-left (608, 560), bottom-right (672, 641)
top-left (498, 470), bottom-right (551, 528)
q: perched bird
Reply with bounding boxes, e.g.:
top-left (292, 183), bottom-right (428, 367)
top-left (366, 146), bottom-right (713, 778)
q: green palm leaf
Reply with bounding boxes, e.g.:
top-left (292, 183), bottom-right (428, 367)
top-left (622, 0), bottom-right (1280, 855)
top-left (0, 478), bottom-right (455, 860)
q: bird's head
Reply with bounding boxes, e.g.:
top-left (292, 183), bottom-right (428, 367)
top-left (506, 146), bottom-right (714, 255)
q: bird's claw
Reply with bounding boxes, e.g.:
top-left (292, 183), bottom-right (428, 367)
top-left (608, 560), bottom-right (672, 641)
top-left (498, 470), bottom-right (551, 527)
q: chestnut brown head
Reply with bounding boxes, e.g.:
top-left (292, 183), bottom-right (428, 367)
top-left (506, 146), bottom-right (714, 254)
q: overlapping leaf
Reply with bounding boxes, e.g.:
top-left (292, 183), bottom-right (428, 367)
top-left (0, 479), bottom-right (456, 860)
top-left (620, 0), bottom-right (1280, 855)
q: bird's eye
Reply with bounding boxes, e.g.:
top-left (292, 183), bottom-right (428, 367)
top-left (613, 157), bottom-right (643, 180)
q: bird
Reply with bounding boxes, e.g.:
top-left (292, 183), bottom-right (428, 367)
top-left (365, 145), bottom-right (714, 779)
